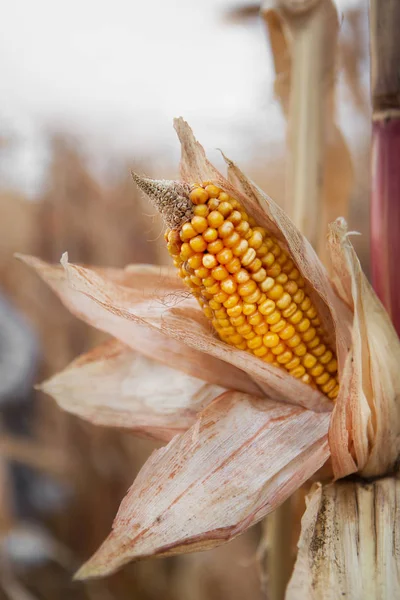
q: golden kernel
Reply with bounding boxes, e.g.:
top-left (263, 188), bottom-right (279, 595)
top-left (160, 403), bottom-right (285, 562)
top-left (271, 342), bottom-right (286, 356)
top-left (242, 248), bottom-right (257, 266)
top-left (302, 327), bottom-right (317, 342)
top-left (203, 254), bottom-right (218, 269)
top-left (290, 365), bottom-right (306, 379)
top-left (312, 344), bottom-right (326, 357)
top-left (232, 239), bottom-right (249, 256)
top-left (217, 248), bottom-right (233, 265)
top-left (208, 210), bottom-right (224, 228)
top-left (260, 277), bottom-right (275, 293)
top-left (267, 284), bottom-right (284, 301)
top-left (195, 266), bottom-right (210, 279)
top-left (263, 332), bottom-right (280, 348)
top-left (203, 227), bottom-right (218, 243)
top-left (276, 273), bottom-right (288, 285)
top-left (300, 297), bottom-right (311, 312)
top-left (306, 307), bottom-right (318, 320)
top-left (248, 312), bottom-right (263, 326)
top-left (209, 299), bottom-right (221, 310)
top-left (218, 221), bottom-right (235, 238)
top-left (244, 289), bottom-right (262, 304)
top-left (223, 293), bottom-right (240, 308)
top-left (297, 318), bottom-right (311, 333)
top-left (189, 236), bottom-right (207, 252)
top-left (286, 334), bottom-right (301, 348)
top-left (276, 293), bottom-right (292, 310)
top-left (289, 310), bottom-right (303, 325)
top-left (218, 191), bottom-right (230, 202)
top-left (277, 351), bottom-right (293, 365)
top-left (310, 364), bottom-right (324, 377)
top-left (242, 331), bottom-right (256, 340)
top-left (206, 282), bottom-right (220, 295)
top-left (316, 372), bottom-right (330, 386)
top-left (208, 240), bottom-right (224, 254)
top-left (293, 343), bottom-right (307, 357)
top-left (190, 275), bottom-right (202, 286)
top-left (247, 336), bottom-right (263, 350)
top-left (280, 325), bottom-right (296, 340)
top-left (193, 204), bottom-right (209, 217)
top-left (248, 258), bottom-right (262, 273)
top-left (220, 277), bottom-right (237, 294)
top-left (224, 231), bottom-right (241, 248)
top-left (236, 342), bottom-right (248, 350)
top-left (236, 221), bottom-right (250, 235)
top-left (262, 252), bottom-right (275, 268)
top-left (235, 269), bottom-right (251, 284)
top-left (214, 291), bottom-right (229, 303)
top-left (226, 257), bottom-right (241, 274)
top-left (203, 276), bottom-right (215, 287)
top-left (266, 310), bottom-right (282, 325)
top-left (218, 202), bottom-right (233, 217)
top-left (326, 358), bottom-right (338, 374)
top-left (270, 319), bottom-right (286, 333)
top-left (212, 265), bottom-right (229, 281)
top-left (187, 253), bottom-right (203, 270)
top-left (237, 323), bottom-right (252, 335)
top-left (282, 302), bottom-right (297, 318)
top-left (238, 280), bottom-right (257, 297)
top-left (180, 243), bottom-right (194, 260)
top-left (242, 303), bottom-right (257, 316)
top-left (190, 187), bottom-right (209, 205)
top-left (253, 346), bottom-right (268, 357)
top-left (259, 299), bottom-right (276, 316)
top-left (191, 216), bottom-right (208, 233)
top-left (248, 231), bottom-right (264, 250)
top-left (180, 223), bottom-right (197, 240)
top-left (320, 350), bottom-right (333, 365)
top-left (231, 315), bottom-right (246, 327)
top-left (228, 210), bottom-right (242, 226)
top-left (302, 353), bottom-right (317, 370)
top-left (286, 357), bottom-right (300, 370)
top-left (228, 333), bottom-right (243, 345)
top-left (284, 281), bottom-right (298, 295)
top-left (328, 386), bottom-right (339, 399)
top-left (227, 304), bottom-right (242, 318)
top-left (267, 263), bottom-right (282, 278)
top-left (321, 379), bottom-right (337, 394)
top-left (252, 268), bottom-right (267, 283)
top-left (255, 322), bottom-right (268, 335)
top-left (218, 318), bottom-right (230, 328)
top-left (208, 198), bottom-right (220, 210)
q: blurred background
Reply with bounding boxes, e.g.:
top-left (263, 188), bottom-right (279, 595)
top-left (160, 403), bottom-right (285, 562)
top-left (0, 1), bottom-right (370, 598)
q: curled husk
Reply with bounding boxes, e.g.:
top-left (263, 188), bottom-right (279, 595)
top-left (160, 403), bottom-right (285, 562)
top-left (286, 477), bottom-right (400, 599)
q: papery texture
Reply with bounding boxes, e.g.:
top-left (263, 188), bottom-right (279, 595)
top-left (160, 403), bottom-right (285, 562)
top-left (328, 219), bottom-right (400, 478)
top-left (286, 477), bottom-right (400, 600)
top-left (41, 338), bottom-right (225, 441)
top-left (76, 391), bottom-right (330, 578)
top-left (17, 255), bottom-right (259, 395)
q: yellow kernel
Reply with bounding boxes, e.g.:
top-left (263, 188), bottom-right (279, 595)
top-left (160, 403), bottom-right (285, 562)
top-left (190, 236), bottom-right (207, 252)
top-left (203, 227), bottom-right (218, 243)
top-left (220, 277), bottom-right (237, 294)
top-left (276, 293), bottom-right (292, 310)
top-left (320, 350), bottom-right (333, 365)
top-left (208, 198), bottom-right (220, 210)
top-left (280, 325), bottom-right (296, 340)
top-left (219, 221), bottom-right (235, 238)
top-left (206, 282), bottom-right (220, 295)
top-left (307, 336), bottom-right (320, 350)
top-left (293, 290), bottom-right (305, 304)
top-left (195, 266), bottom-right (209, 279)
top-left (203, 306), bottom-right (213, 319)
top-left (224, 231), bottom-right (241, 248)
top-left (219, 326), bottom-right (236, 336)
top-left (217, 248), bottom-right (233, 265)
top-left (208, 211), bottom-right (224, 228)
top-left (203, 254), bottom-right (218, 269)
top-left (286, 357), bottom-right (300, 370)
top-left (253, 346), bottom-right (268, 357)
top-left (223, 293), bottom-right (240, 308)
top-left (208, 240), bottom-right (224, 254)
top-left (262, 252), bottom-right (275, 268)
top-left (270, 319), bottom-right (286, 333)
top-left (271, 342), bottom-right (286, 356)
top-left (209, 299), bottom-right (221, 310)
top-left (248, 312), bottom-right (263, 326)
top-left (267, 263), bottom-right (281, 278)
top-left (235, 269), bottom-right (251, 284)
top-left (290, 366), bottom-right (306, 379)
top-left (263, 332), bottom-right (280, 348)
top-left (321, 379), bottom-right (337, 394)
top-left (267, 284), bottom-right (284, 301)
top-left (260, 277), bottom-right (275, 293)
top-left (306, 307), bottom-right (318, 320)
top-left (242, 331), bottom-right (256, 340)
top-left (247, 258), bottom-right (262, 274)
top-left (193, 204), bottom-right (209, 217)
top-left (277, 351), bottom-right (293, 365)
top-left (287, 334), bottom-right (301, 348)
top-left (226, 257), bottom-right (241, 273)
top-left (326, 358), bottom-right (337, 374)
top-left (281, 258), bottom-right (294, 273)
top-left (180, 242), bottom-right (194, 259)
top-left (231, 315), bottom-right (246, 327)
top-left (285, 281), bottom-right (298, 295)
top-left (300, 297), bottom-right (311, 312)
top-left (252, 268), bottom-right (267, 283)
top-left (316, 372), bottom-right (330, 386)
top-left (228, 333), bottom-right (243, 345)
top-left (218, 202), bottom-right (233, 217)
top-left (181, 223), bottom-right (197, 240)
top-left (297, 318), bottom-right (311, 333)
top-left (310, 364), bottom-right (324, 377)
top-left (302, 327), bottom-right (317, 342)
top-left (312, 344), bottom-right (326, 357)
top-left (289, 310), bottom-right (303, 325)
top-left (244, 288), bottom-right (262, 304)
top-left (282, 302), bottom-right (297, 318)
top-left (205, 184), bottom-right (220, 198)
top-left (187, 253), bottom-right (203, 270)
top-left (238, 280), bottom-right (257, 297)
top-left (190, 187), bottom-right (209, 205)
top-left (236, 342), bottom-right (248, 350)
top-left (242, 248), bottom-right (257, 266)
top-left (227, 304), bottom-right (242, 318)
top-left (203, 276), bottom-right (216, 288)
top-left (190, 275), bottom-right (202, 286)
top-left (212, 265), bottom-right (229, 281)
top-left (248, 231), bottom-right (263, 249)
top-left (236, 221), bottom-right (250, 235)
top-left (237, 323), bottom-right (252, 335)
top-left (276, 273), bottom-right (288, 285)
top-left (218, 191), bottom-right (230, 202)
top-left (191, 216), bottom-right (208, 233)
top-left (302, 353), bottom-right (317, 369)
top-left (228, 210), bottom-right (242, 225)
top-left (266, 310), bottom-right (281, 325)
top-left (328, 385), bottom-right (339, 399)
top-left (259, 299), bottom-right (276, 316)
top-left (293, 343), bottom-right (307, 357)
top-left (242, 303), bottom-right (257, 316)
top-left (232, 239), bottom-right (249, 256)
top-left (247, 336), bottom-right (263, 350)
top-left (214, 291), bottom-right (229, 303)
top-left (218, 318), bottom-right (230, 328)
top-left (255, 322), bottom-right (268, 335)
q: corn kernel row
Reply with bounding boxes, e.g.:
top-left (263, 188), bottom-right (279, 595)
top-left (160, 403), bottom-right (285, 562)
top-left (165, 183), bottom-right (339, 399)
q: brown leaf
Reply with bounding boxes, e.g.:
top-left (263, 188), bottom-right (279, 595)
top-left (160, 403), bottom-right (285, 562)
top-left (41, 338), bottom-right (226, 441)
top-left (328, 219), bottom-right (400, 478)
top-left (76, 391), bottom-right (330, 578)
top-left (286, 477), bottom-right (400, 599)
top-left (17, 254), bottom-right (259, 395)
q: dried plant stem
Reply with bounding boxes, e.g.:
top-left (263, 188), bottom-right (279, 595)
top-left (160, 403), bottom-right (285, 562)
top-left (264, 499), bottom-right (296, 600)
top-left (370, 0), bottom-right (400, 335)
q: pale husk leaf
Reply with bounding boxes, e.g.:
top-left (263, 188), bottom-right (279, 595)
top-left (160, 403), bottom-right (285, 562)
top-left (76, 391), bottom-right (330, 579)
top-left (286, 477), bottom-right (400, 600)
top-left (41, 338), bottom-right (226, 441)
top-left (17, 254), bottom-right (260, 395)
top-left (328, 219), bottom-right (400, 478)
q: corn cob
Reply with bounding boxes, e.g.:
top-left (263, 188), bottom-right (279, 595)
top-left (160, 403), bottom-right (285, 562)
top-left (133, 175), bottom-right (339, 399)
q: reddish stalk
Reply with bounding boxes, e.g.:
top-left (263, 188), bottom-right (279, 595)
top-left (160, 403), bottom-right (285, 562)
top-left (370, 0), bottom-right (400, 335)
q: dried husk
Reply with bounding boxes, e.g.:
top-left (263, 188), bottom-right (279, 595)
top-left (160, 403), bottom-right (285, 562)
top-left (286, 477), bottom-right (400, 599)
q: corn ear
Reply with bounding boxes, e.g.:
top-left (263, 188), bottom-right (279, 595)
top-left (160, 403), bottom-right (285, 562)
top-left (286, 477), bottom-right (400, 599)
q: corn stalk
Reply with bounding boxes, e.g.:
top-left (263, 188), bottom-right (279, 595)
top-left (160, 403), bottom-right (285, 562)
top-left (370, 0), bottom-right (400, 336)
